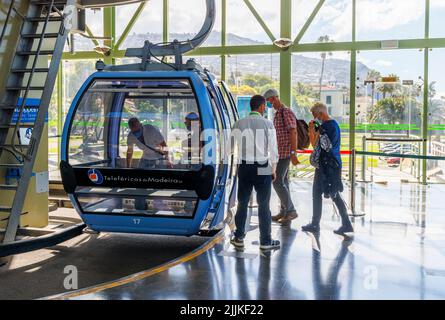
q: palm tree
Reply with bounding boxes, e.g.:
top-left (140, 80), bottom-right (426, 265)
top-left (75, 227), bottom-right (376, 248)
top-left (366, 69), bottom-right (381, 82)
top-left (317, 35), bottom-right (333, 98)
top-left (378, 73), bottom-right (400, 98)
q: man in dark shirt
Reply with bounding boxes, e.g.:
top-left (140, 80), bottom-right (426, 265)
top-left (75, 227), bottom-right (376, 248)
top-left (302, 102), bottom-right (354, 237)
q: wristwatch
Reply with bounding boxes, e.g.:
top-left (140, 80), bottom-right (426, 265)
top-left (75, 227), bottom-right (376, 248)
top-left (290, 150), bottom-right (296, 155)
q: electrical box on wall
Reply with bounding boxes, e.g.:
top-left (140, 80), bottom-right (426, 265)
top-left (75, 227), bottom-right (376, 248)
top-left (381, 40), bottom-right (399, 49)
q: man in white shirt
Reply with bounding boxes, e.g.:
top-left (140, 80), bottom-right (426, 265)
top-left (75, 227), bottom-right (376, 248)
top-left (229, 95), bottom-right (280, 250)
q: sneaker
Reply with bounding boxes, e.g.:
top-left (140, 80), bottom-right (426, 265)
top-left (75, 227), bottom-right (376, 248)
top-left (230, 236), bottom-right (245, 248)
top-left (260, 239), bottom-right (281, 250)
top-left (333, 225), bottom-right (354, 237)
top-left (301, 223), bottom-right (320, 233)
top-left (272, 212), bottom-right (285, 222)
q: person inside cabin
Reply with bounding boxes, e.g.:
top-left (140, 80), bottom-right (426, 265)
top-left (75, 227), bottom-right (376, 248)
top-left (181, 112), bottom-right (201, 165)
top-left (126, 117), bottom-right (170, 210)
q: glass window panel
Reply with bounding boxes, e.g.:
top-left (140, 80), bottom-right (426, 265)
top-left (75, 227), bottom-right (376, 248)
top-left (169, 0), bottom-right (221, 47)
top-left (77, 188), bottom-right (197, 217)
top-left (120, 0), bottom-right (163, 49)
top-left (355, 49), bottom-right (424, 182)
top-left (68, 78), bottom-right (202, 170)
top-left (64, 9), bottom-right (104, 52)
top-left (292, 0), bottom-right (320, 40)
top-left (115, 3), bottom-right (141, 44)
top-left (248, 0), bottom-right (280, 39)
top-left (300, 0), bottom-right (352, 43)
top-left (356, 0), bottom-right (425, 41)
top-left (292, 51), bottom-right (351, 179)
top-left (227, 0), bottom-right (272, 45)
top-left (188, 55), bottom-right (221, 79)
top-left (428, 48), bottom-right (445, 184)
top-left (227, 54), bottom-right (279, 119)
top-left (430, 0), bottom-right (445, 38)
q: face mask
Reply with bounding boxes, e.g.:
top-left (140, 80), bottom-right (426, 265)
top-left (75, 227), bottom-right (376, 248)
top-left (266, 101), bottom-right (273, 109)
top-left (133, 129), bottom-right (143, 138)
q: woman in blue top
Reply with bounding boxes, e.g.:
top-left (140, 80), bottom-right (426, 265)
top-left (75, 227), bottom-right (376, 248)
top-left (302, 102), bottom-right (354, 236)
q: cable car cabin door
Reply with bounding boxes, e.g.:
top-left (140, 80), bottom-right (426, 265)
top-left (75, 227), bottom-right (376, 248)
top-left (219, 80), bottom-right (239, 210)
top-left (202, 73), bottom-right (232, 231)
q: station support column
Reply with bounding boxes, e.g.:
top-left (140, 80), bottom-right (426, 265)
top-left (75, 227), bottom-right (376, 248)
top-left (280, 0), bottom-right (292, 107)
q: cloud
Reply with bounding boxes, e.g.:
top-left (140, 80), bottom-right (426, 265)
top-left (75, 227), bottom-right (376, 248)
top-left (356, 0), bottom-right (424, 35)
top-left (375, 60), bottom-right (393, 67)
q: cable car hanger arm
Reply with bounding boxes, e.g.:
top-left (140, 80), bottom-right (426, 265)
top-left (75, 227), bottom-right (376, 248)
top-left (97, 0), bottom-right (215, 72)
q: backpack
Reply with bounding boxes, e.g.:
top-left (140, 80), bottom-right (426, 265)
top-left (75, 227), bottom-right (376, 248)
top-left (279, 109), bottom-right (310, 150)
top-left (296, 119), bottom-right (310, 149)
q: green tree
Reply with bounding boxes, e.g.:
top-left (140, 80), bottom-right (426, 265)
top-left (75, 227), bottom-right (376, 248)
top-left (292, 81), bottom-right (316, 119)
top-left (242, 74), bottom-right (273, 88)
top-left (368, 97), bottom-right (406, 124)
top-left (377, 73), bottom-right (400, 98)
top-left (366, 69), bottom-right (381, 82)
top-left (229, 84), bottom-right (257, 96)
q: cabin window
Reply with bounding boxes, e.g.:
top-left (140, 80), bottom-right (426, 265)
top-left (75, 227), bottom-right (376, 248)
top-left (68, 78), bottom-right (202, 170)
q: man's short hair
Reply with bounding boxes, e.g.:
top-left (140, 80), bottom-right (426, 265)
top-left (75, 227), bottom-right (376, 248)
top-left (250, 95), bottom-right (266, 111)
top-left (128, 117), bottom-right (141, 128)
top-left (263, 88), bottom-right (279, 100)
top-left (310, 102), bottom-right (328, 114)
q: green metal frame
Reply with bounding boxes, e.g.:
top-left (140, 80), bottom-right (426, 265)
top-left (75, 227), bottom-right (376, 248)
top-left (294, 0), bottom-right (325, 44)
top-left (243, 0), bottom-right (276, 42)
top-left (115, 1), bottom-right (146, 50)
top-left (55, 0), bottom-right (445, 184)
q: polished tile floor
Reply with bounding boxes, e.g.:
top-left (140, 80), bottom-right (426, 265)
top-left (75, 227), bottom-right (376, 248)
top-left (71, 181), bottom-right (445, 300)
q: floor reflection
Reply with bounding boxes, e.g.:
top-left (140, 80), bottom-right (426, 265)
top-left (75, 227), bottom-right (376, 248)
top-left (311, 236), bottom-right (353, 300)
top-left (73, 182), bottom-right (445, 300)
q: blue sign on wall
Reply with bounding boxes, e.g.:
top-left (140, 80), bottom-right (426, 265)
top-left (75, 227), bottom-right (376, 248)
top-left (236, 96), bottom-right (251, 119)
top-left (11, 98), bottom-right (48, 123)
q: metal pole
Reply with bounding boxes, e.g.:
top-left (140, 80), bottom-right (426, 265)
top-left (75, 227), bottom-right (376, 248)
top-left (349, 148), bottom-right (365, 218)
top-left (350, 149), bottom-right (356, 214)
top-left (361, 135), bottom-right (366, 181)
top-left (57, 64), bottom-right (63, 166)
top-left (349, 0), bottom-right (357, 182)
top-left (163, 0), bottom-right (169, 43)
top-left (421, 0), bottom-right (430, 185)
top-left (103, 7), bottom-right (114, 65)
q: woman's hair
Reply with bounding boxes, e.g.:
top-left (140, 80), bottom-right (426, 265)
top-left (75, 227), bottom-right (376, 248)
top-left (310, 102), bottom-right (328, 114)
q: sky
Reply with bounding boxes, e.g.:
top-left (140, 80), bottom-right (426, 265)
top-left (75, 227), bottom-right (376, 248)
top-left (85, 0), bottom-right (445, 96)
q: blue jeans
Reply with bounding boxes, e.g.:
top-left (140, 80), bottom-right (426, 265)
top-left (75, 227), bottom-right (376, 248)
top-left (312, 169), bottom-right (352, 228)
top-left (234, 163), bottom-right (272, 245)
top-left (135, 159), bottom-right (158, 210)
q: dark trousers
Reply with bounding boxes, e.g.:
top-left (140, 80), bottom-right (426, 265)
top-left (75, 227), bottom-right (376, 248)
top-left (312, 169), bottom-right (352, 228)
top-left (234, 163), bottom-right (272, 245)
top-left (273, 158), bottom-right (296, 214)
